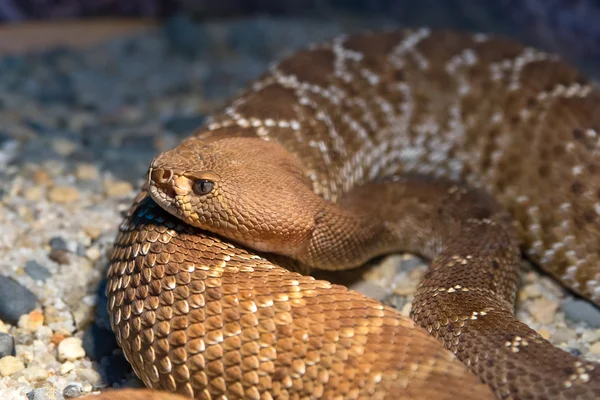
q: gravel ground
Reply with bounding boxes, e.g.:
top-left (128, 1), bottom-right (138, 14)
top-left (1, 16), bottom-right (600, 400)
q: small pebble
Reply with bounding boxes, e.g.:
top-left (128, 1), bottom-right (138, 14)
top-left (63, 383), bottom-right (83, 398)
top-left (36, 351), bottom-right (57, 367)
top-left (58, 337), bottom-right (86, 361)
top-left (518, 283), bottom-right (542, 301)
top-left (0, 333), bottom-right (15, 357)
top-left (590, 341), bottom-right (600, 355)
top-left (104, 179), bottom-right (133, 198)
top-left (60, 361), bottom-right (75, 375)
top-left (553, 326), bottom-right (577, 344)
top-left (393, 280), bottom-right (417, 296)
top-left (36, 325), bottom-right (53, 341)
top-left (75, 163), bottom-right (99, 181)
top-left (20, 365), bottom-right (49, 381)
top-left (400, 302), bottom-right (412, 317)
top-left (49, 237), bottom-right (68, 251)
top-left (51, 329), bottom-right (71, 346)
top-left (23, 186), bottom-right (44, 201)
top-left (18, 310), bottom-right (44, 332)
top-left (75, 367), bottom-right (102, 385)
top-left (348, 281), bottom-right (386, 301)
top-left (27, 387), bottom-right (64, 400)
top-left (33, 169), bottom-right (53, 186)
top-left (562, 298), bottom-right (600, 328)
top-left (52, 138), bottom-right (76, 156)
top-left (24, 260), bottom-right (52, 281)
top-left (537, 328), bottom-right (551, 340)
top-left (44, 306), bottom-right (65, 327)
top-left (47, 185), bottom-right (80, 203)
top-left (0, 355), bottom-right (25, 376)
top-left (0, 276), bottom-right (39, 324)
top-left (49, 249), bottom-right (70, 265)
top-left (85, 246), bottom-right (101, 262)
top-left (72, 303), bottom-right (94, 330)
top-left (529, 298), bottom-right (559, 325)
top-left (82, 225), bottom-right (102, 241)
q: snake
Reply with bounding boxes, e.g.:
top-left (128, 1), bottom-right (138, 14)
top-left (93, 28), bottom-right (600, 400)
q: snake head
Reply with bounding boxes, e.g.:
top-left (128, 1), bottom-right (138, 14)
top-left (148, 136), bottom-right (320, 255)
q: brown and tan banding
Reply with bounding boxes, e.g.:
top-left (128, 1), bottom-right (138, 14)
top-left (104, 28), bottom-right (600, 400)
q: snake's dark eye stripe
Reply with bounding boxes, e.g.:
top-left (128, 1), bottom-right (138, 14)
top-left (193, 179), bottom-right (214, 195)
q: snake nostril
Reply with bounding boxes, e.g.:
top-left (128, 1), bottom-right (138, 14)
top-left (151, 168), bottom-right (173, 184)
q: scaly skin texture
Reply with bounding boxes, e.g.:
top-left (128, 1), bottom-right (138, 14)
top-left (106, 28), bottom-right (600, 399)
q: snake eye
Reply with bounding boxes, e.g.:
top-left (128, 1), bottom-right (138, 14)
top-left (193, 179), bottom-right (214, 195)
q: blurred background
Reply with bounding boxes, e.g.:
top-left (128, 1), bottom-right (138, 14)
top-left (0, 0), bottom-right (599, 75)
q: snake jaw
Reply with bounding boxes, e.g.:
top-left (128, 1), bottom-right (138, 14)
top-left (147, 166), bottom-right (185, 217)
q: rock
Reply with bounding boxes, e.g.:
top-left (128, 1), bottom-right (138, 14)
top-left (400, 302), bottom-right (412, 317)
top-left (36, 325), bottom-right (53, 341)
top-left (18, 310), bottom-right (45, 332)
top-left (27, 387), bottom-right (64, 400)
top-left (103, 178), bottom-right (133, 198)
top-left (85, 246), bottom-right (101, 262)
top-left (0, 355), bottom-right (25, 376)
top-left (50, 329), bottom-right (70, 346)
top-left (44, 306), bottom-right (65, 327)
top-left (24, 260), bottom-right (52, 282)
top-left (0, 276), bottom-right (39, 324)
top-left (537, 328), bottom-right (551, 340)
top-left (72, 303), bottom-right (94, 330)
top-left (75, 367), bottom-right (102, 385)
top-left (60, 361), bottom-right (75, 375)
top-left (51, 138), bottom-right (76, 156)
top-left (75, 163), bottom-right (99, 181)
top-left (0, 333), bottom-right (15, 357)
top-left (33, 169), bottom-right (53, 186)
top-left (34, 350), bottom-right (56, 368)
top-left (347, 281), bottom-right (387, 301)
top-left (47, 185), bottom-right (80, 203)
top-left (58, 337), bottom-right (86, 361)
top-left (63, 383), bottom-right (83, 398)
top-left (23, 186), bottom-right (44, 201)
top-left (82, 226), bottom-right (102, 241)
top-left (49, 249), bottom-right (70, 265)
top-left (581, 329), bottom-right (600, 343)
top-left (553, 326), bottom-right (577, 344)
top-left (20, 365), bottom-right (49, 381)
top-left (590, 341), bottom-right (600, 355)
top-left (570, 348), bottom-right (583, 356)
top-left (528, 297), bottom-right (559, 325)
top-left (563, 298), bottom-right (600, 328)
top-left (49, 237), bottom-right (69, 251)
top-left (518, 283), bottom-right (542, 301)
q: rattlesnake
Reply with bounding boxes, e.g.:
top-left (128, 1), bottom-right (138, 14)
top-left (95, 28), bottom-right (600, 399)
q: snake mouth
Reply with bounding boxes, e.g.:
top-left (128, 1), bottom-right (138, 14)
top-left (147, 166), bottom-right (185, 217)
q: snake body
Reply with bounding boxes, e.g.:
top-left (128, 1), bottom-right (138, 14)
top-left (104, 28), bottom-right (600, 399)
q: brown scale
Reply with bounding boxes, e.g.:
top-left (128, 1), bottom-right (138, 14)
top-left (102, 28), bottom-right (600, 400)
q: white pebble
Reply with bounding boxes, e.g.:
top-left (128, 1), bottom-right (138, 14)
top-left (0, 356), bottom-right (25, 376)
top-left (58, 337), bottom-right (86, 361)
top-left (60, 361), bottom-right (75, 375)
top-left (19, 365), bottom-right (49, 381)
